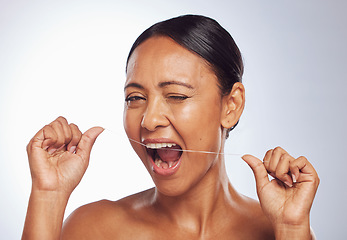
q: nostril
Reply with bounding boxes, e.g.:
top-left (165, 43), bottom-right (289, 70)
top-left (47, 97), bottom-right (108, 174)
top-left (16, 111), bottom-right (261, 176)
top-left (140, 115), bottom-right (157, 131)
top-left (141, 109), bottom-right (170, 131)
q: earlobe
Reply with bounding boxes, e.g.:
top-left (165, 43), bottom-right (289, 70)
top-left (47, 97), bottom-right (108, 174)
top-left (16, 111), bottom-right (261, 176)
top-left (221, 82), bottom-right (245, 129)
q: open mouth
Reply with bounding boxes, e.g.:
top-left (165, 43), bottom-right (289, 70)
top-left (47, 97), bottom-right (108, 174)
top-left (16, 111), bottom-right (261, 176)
top-left (145, 143), bottom-right (183, 170)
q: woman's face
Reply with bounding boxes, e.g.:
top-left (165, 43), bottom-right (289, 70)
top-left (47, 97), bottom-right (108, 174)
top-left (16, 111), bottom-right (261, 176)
top-left (124, 36), bottom-right (227, 196)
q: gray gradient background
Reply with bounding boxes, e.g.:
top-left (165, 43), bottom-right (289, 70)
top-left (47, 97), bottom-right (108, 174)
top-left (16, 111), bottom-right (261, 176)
top-left (1, 0), bottom-right (346, 239)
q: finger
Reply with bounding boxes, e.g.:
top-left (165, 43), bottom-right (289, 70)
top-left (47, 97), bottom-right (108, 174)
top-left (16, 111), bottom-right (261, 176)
top-left (275, 152), bottom-right (295, 187)
top-left (290, 156), bottom-right (319, 186)
top-left (263, 149), bottom-right (277, 179)
top-left (67, 123), bottom-right (82, 153)
top-left (263, 149), bottom-right (273, 172)
top-left (47, 119), bottom-right (67, 154)
top-left (75, 127), bottom-right (104, 162)
top-left (56, 116), bottom-right (73, 145)
top-left (290, 156), bottom-right (320, 208)
top-left (27, 125), bottom-right (58, 154)
top-left (290, 156), bottom-right (306, 181)
top-left (40, 125), bottom-right (60, 150)
top-left (242, 154), bottom-right (270, 193)
top-left (268, 147), bottom-right (287, 175)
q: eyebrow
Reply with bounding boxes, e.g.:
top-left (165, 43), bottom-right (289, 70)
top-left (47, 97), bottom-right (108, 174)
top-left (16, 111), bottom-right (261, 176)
top-left (124, 81), bottom-right (194, 91)
top-left (124, 82), bottom-right (144, 91)
top-left (158, 81), bottom-right (194, 89)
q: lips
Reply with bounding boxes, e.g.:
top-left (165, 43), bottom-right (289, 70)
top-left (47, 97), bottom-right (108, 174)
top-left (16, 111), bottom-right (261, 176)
top-left (143, 139), bottom-right (183, 176)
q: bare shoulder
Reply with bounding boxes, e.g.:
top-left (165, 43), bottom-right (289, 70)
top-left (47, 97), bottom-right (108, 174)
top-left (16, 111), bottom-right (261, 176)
top-left (61, 188), bottom-right (155, 240)
top-left (61, 199), bottom-right (127, 239)
top-left (235, 194), bottom-right (275, 240)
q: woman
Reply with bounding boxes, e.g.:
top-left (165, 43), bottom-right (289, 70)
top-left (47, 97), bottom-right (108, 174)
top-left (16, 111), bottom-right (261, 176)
top-left (22, 15), bottom-right (319, 239)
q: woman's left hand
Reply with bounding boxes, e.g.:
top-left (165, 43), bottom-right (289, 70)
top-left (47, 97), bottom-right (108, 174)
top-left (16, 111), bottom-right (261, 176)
top-left (242, 147), bottom-right (319, 239)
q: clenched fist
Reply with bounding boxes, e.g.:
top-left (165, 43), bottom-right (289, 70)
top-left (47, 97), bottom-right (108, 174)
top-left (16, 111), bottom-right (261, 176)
top-left (26, 116), bottom-right (104, 196)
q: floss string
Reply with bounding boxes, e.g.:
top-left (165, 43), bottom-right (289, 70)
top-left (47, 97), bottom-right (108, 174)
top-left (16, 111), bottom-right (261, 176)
top-left (106, 128), bottom-right (243, 157)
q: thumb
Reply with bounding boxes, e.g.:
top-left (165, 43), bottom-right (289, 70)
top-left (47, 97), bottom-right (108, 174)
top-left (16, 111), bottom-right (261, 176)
top-left (242, 154), bottom-right (270, 192)
top-left (76, 127), bottom-right (104, 161)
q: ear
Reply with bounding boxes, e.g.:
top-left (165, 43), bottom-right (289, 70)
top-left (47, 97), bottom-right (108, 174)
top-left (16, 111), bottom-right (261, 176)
top-left (221, 82), bottom-right (245, 129)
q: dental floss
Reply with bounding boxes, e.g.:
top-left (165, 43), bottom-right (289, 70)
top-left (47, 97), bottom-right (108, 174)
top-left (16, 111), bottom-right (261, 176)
top-left (105, 128), bottom-right (243, 157)
top-left (103, 129), bottom-right (297, 182)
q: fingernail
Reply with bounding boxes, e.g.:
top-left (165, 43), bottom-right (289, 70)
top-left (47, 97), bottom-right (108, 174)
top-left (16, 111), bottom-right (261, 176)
top-left (48, 148), bottom-right (57, 155)
top-left (43, 145), bottom-right (49, 150)
top-left (284, 181), bottom-right (293, 188)
top-left (292, 174), bottom-right (297, 183)
top-left (69, 146), bottom-right (76, 153)
top-left (57, 144), bottom-right (65, 152)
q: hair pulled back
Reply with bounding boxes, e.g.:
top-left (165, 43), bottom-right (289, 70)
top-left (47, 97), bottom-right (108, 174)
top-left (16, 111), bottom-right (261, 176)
top-left (126, 14), bottom-right (244, 136)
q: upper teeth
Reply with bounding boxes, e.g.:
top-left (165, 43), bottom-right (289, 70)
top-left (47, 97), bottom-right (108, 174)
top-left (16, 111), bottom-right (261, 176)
top-left (146, 143), bottom-right (176, 149)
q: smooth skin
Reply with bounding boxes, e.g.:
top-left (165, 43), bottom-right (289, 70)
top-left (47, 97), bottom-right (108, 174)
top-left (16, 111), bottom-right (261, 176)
top-left (22, 37), bottom-right (319, 240)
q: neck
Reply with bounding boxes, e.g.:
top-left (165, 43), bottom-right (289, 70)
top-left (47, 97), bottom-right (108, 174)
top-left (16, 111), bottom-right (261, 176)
top-left (153, 155), bottom-right (239, 234)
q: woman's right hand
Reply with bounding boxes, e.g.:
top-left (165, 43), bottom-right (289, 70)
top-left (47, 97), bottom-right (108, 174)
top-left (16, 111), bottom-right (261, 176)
top-left (26, 117), bottom-right (104, 197)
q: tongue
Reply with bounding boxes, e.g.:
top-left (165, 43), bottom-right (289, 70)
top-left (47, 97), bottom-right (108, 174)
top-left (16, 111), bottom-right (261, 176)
top-left (156, 146), bottom-right (181, 163)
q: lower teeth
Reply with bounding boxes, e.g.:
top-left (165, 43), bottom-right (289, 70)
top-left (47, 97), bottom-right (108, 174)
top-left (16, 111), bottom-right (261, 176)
top-left (155, 158), bottom-right (175, 169)
top-left (155, 159), bottom-right (162, 167)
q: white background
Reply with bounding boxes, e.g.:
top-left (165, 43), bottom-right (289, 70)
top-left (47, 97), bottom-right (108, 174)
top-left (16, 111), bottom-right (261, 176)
top-left (1, 0), bottom-right (346, 239)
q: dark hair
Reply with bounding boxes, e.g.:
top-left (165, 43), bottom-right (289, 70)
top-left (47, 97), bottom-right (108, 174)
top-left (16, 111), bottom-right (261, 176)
top-left (126, 14), bottom-right (244, 137)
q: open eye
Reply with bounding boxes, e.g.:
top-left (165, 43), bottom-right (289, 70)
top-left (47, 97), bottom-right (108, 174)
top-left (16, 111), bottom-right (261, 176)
top-left (125, 94), bottom-right (146, 107)
top-left (125, 96), bottom-right (146, 102)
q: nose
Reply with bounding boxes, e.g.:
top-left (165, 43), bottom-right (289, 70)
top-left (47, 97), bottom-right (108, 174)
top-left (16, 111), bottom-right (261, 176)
top-left (141, 98), bottom-right (170, 131)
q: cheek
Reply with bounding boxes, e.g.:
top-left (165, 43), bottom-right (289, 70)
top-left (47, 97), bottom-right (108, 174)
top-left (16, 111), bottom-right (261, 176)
top-left (123, 109), bottom-right (132, 136)
top-left (123, 108), bottom-right (142, 142)
top-left (123, 109), bottom-right (149, 163)
top-left (172, 99), bottom-right (222, 151)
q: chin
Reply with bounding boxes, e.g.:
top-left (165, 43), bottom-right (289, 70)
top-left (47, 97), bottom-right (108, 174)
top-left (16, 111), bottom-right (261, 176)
top-left (151, 174), bottom-right (204, 198)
